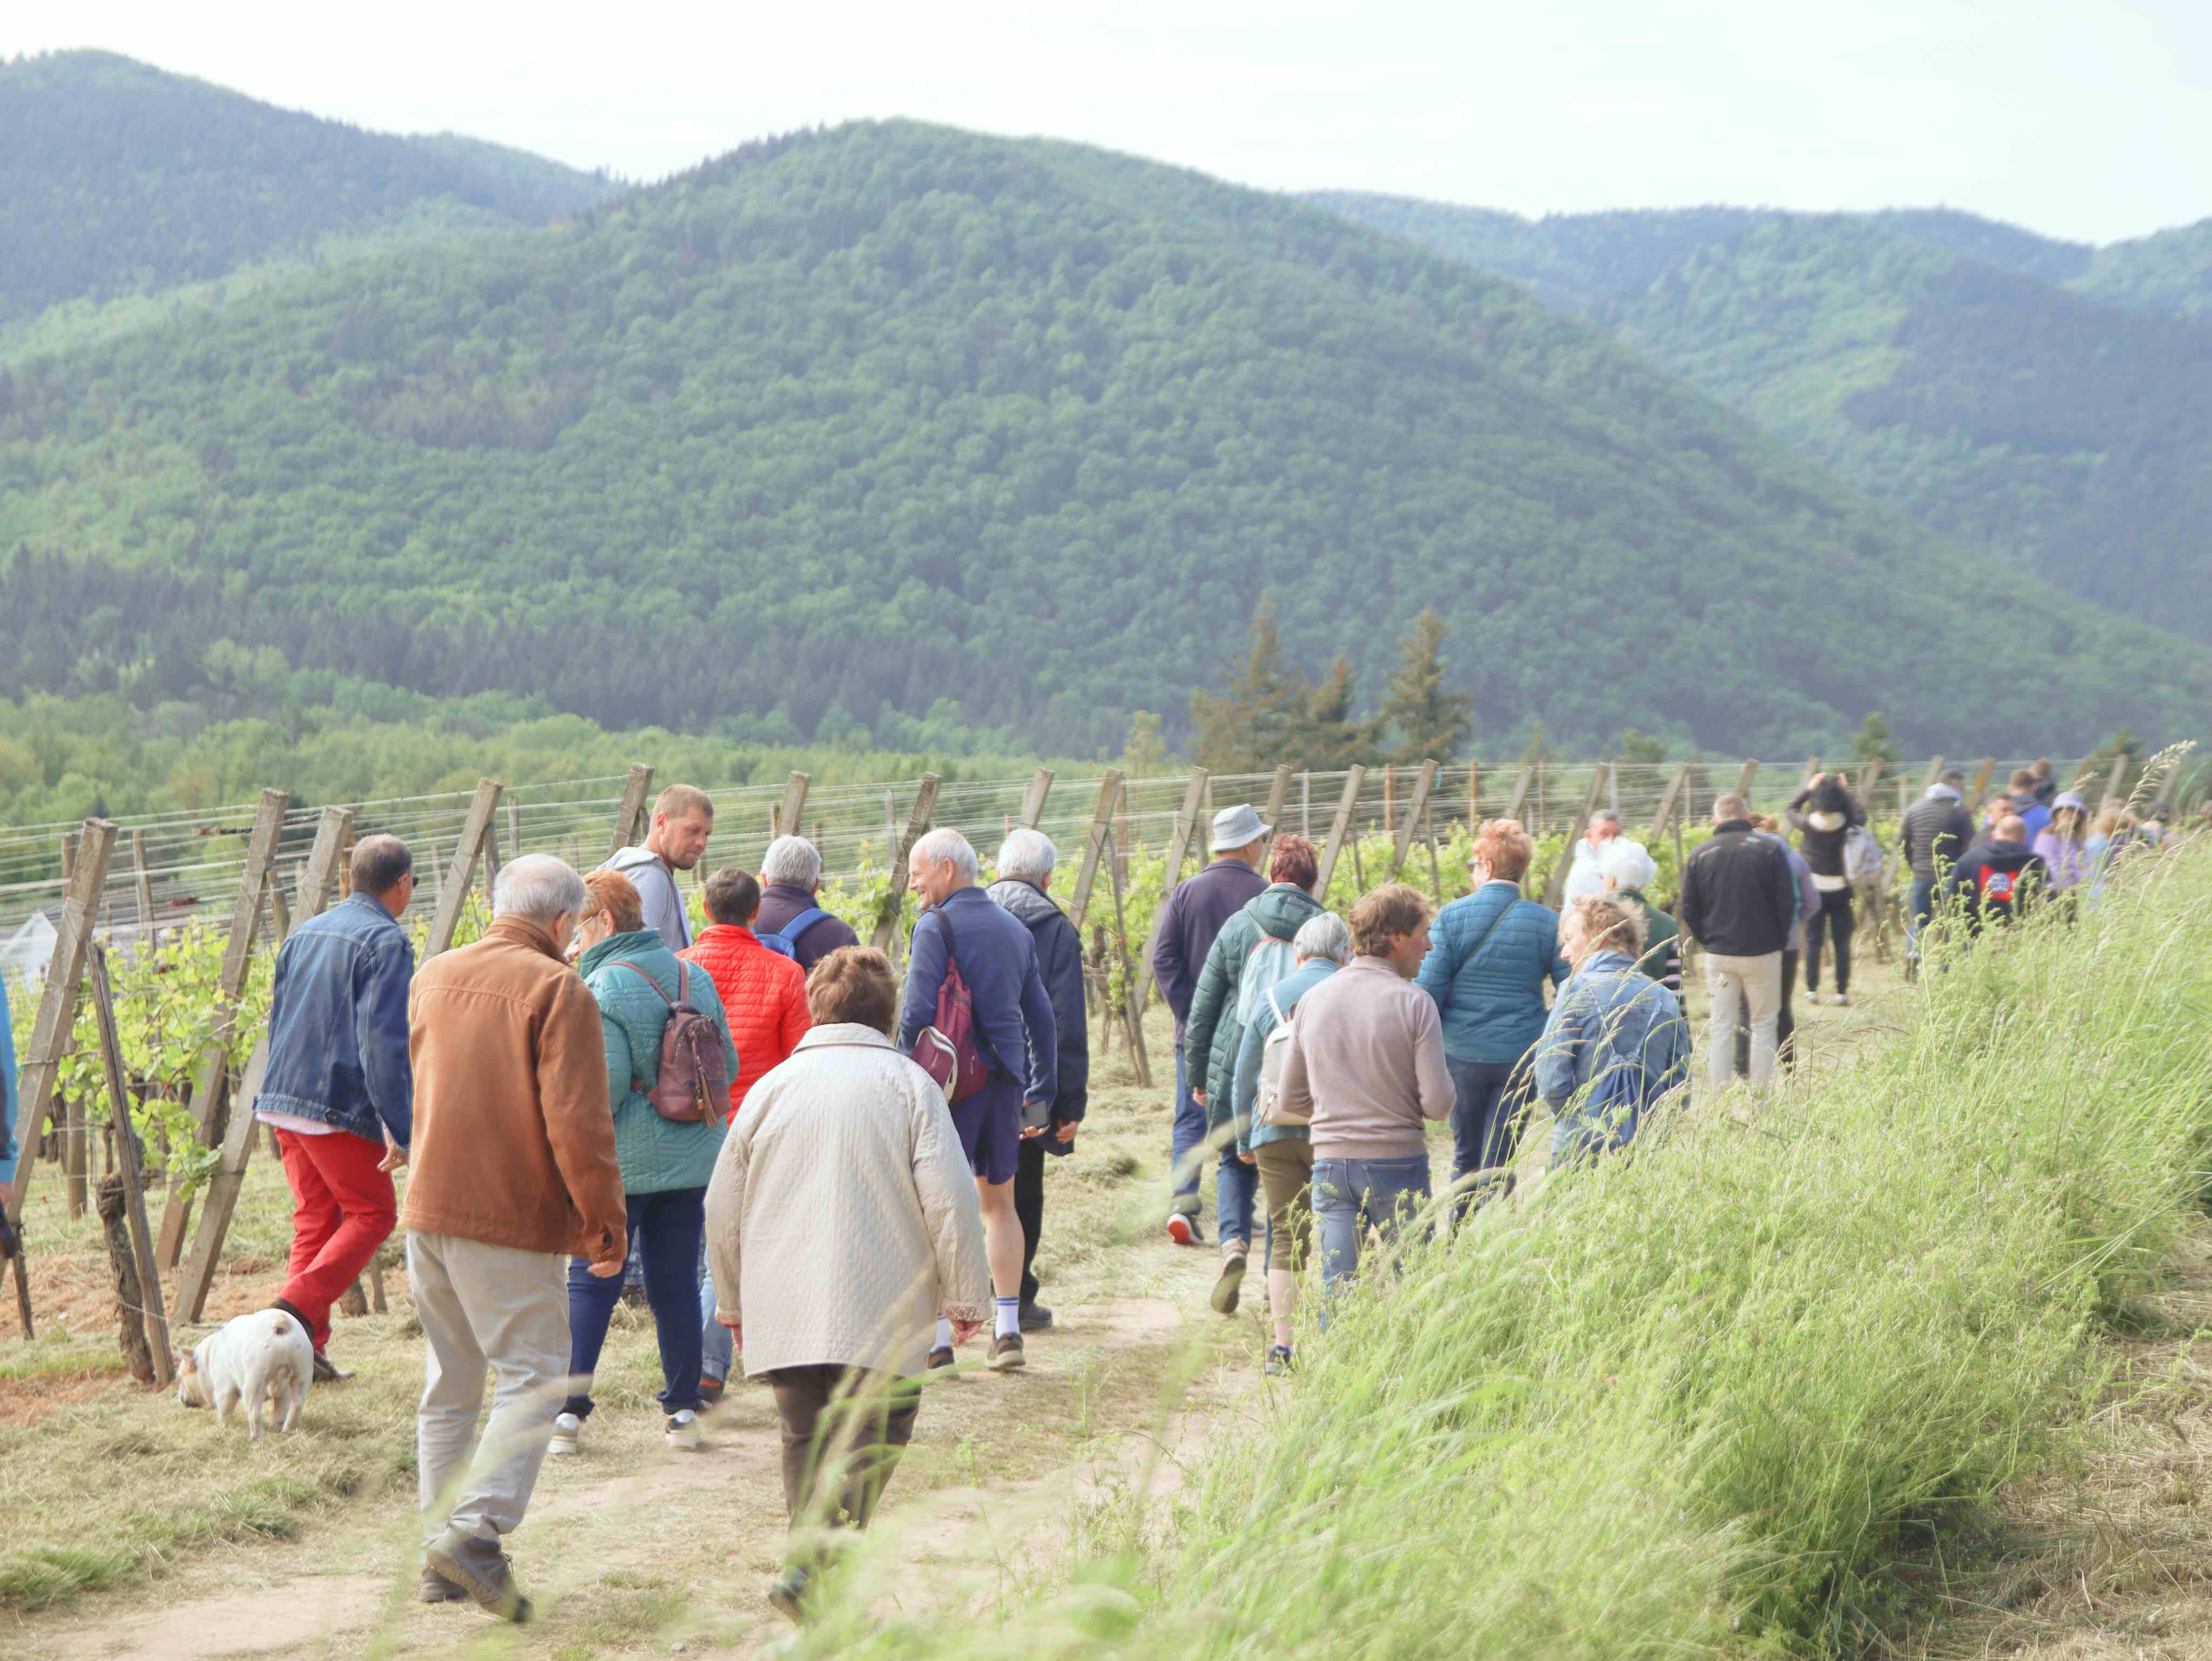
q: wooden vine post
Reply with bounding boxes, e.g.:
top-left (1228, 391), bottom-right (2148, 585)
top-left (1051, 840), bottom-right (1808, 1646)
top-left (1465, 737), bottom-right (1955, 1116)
top-left (1312, 766), bottom-right (1367, 897)
top-left (778, 772), bottom-right (812, 858)
top-left (1923, 756), bottom-right (1946, 790)
top-left (1970, 758), bottom-right (1997, 804)
top-left (87, 944), bottom-right (174, 1387)
top-left (1063, 771), bottom-right (1150, 1086)
top-left (1127, 770), bottom-right (1210, 1030)
top-left (5, 818), bottom-right (116, 1281)
top-left (422, 779), bottom-right (504, 963)
top-left (172, 806), bottom-right (353, 1326)
top-left (1258, 764), bottom-right (1293, 863)
top-left (1500, 764), bottom-right (1534, 826)
top-left (871, 774), bottom-right (943, 955)
top-left (1016, 768), bottom-right (1055, 830)
top-left (2103, 753), bottom-right (2129, 803)
top-left (1388, 759), bottom-right (1440, 879)
top-left (608, 764), bottom-right (655, 859)
top-left (1735, 759), bottom-right (1760, 805)
top-left (130, 827), bottom-right (155, 944)
top-left (1648, 763), bottom-right (1689, 844)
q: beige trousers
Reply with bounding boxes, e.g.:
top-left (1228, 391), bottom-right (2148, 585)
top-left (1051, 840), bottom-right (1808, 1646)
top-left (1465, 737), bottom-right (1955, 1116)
top-left (1703, 951), bottom-right (1782, 1091)
top-left (408, 1230), bottom-right (570, 1544)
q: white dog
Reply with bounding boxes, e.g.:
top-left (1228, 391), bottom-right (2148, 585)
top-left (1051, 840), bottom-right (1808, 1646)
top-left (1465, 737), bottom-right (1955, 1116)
top-left (177, 1309), bottom-right (313, 1441)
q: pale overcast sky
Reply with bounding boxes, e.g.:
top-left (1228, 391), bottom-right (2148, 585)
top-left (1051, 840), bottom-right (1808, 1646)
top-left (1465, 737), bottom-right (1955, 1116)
top-left (13, 1), bottom-right (2208, 245)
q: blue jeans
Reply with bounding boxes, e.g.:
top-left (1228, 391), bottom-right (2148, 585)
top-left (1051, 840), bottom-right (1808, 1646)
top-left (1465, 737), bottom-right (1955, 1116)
top-left (565, 1187), bottom-right (706, 1420)
top-left (699, 1241), bottom-right (733, 1385)
top-left (1312, 1156), bottom-right (1432, 1300)
top-left (1169, 1040), bottom-right (1260, 1245)
top-left (1906, 876), bottom-right (1938, 958)
top-left (1446, 1058), bottom-right (1531, 1187)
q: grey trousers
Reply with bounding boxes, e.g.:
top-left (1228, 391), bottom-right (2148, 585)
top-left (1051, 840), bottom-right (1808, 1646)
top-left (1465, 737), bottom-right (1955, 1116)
top-left (408, 1230), bottom-right (570, 1544)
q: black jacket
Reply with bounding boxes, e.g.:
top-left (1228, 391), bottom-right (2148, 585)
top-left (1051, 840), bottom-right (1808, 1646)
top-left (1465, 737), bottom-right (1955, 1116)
top-left (1680, 821), bottom-right (1799, 958)
top-left (986, 877), bottom-right (1088, 1147)
top-left (1787, 783), bottom-right (1867, 882)
top-left (1941, 838), bottom-right (2049, 934)
top-left (1899, 790), bottom-right (1976, 881)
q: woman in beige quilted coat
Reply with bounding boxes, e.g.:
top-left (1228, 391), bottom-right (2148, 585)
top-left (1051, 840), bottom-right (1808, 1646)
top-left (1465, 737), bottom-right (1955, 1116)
top-left (703, 945), bottom-right (991, 1623)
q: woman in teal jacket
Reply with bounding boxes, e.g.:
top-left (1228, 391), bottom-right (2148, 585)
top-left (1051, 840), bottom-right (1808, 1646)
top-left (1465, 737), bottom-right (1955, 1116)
top-left (556, 869), bottom-right (738, 1455)
top-left (1414, 820), bottom-right (1566, 1203)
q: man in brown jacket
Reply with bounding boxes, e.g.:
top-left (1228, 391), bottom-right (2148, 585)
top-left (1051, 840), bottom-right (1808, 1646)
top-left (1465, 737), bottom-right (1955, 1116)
top-left (405, 854), bottom-right (626, 1623)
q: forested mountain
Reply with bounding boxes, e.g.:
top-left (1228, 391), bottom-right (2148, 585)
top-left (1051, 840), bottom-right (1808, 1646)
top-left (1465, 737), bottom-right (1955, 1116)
top-left (3, 119), bottom-right (2207, 759)
top-left (0, 50), bottom-right (620, 326)
top-left (1315, 193), bottom-right (2212, 641)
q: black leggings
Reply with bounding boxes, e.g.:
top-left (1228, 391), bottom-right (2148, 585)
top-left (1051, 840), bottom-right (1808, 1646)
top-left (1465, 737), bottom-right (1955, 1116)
top-left (1805, 889), bottom-right (1854, 993)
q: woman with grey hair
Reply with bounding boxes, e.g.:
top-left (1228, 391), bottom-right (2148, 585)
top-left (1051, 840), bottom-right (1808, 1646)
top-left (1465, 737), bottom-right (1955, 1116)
top-left (1227, 910), bottom-right (1351, 1375)
top-left (986, 828), bottom-right (1088, 1333)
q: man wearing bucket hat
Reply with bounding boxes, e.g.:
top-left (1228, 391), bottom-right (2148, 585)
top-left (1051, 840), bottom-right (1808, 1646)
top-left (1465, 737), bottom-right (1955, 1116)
top-left (1149, 803), bottom-right (1270, 1245)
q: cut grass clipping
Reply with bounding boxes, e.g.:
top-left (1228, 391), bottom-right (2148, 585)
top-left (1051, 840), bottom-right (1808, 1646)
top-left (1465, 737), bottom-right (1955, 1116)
top-left (794, 848), bottom-right (2212, 1658)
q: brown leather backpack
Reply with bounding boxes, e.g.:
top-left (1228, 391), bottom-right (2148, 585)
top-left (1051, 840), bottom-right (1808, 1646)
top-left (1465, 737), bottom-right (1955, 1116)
top-left (615, 961), bottom-right (733, 1126)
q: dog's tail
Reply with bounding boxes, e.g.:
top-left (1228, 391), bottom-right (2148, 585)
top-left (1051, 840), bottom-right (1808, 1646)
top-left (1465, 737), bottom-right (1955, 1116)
top-left (273, 1311), bottom-right (298, 1340)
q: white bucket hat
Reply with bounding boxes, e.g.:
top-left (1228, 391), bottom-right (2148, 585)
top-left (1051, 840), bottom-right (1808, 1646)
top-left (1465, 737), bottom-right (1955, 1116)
top-left (1209, 803), bottom-right (1271, 852)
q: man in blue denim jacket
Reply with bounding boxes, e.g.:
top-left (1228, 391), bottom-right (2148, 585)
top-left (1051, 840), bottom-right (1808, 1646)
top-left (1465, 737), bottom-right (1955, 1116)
top-left (254, 834), bottom-right (417, 1378)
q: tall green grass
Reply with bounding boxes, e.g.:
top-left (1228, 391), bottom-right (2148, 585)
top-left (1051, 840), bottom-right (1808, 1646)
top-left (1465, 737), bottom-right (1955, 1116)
top-left (796, 848), bottom-right (2212, 1657)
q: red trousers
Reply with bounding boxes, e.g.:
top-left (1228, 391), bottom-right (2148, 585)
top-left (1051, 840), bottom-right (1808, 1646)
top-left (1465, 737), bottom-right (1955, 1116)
top-left (273, 1127), bottom-right (397, 1350)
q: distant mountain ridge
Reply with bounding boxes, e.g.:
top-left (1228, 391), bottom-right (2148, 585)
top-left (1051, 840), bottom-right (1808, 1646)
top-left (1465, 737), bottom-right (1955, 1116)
top-left (1312, 191), bottom-right (2212, 642)
top-left (3, 116), bottom-right (2207, 761)
top-left (0, 50), bottom-right (623, 325)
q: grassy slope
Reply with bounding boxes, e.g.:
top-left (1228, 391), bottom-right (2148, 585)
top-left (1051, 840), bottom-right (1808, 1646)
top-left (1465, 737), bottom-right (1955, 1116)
top-left (3, 124), bottom-right (2207, 760)
top-left (777, 843), bottom-right (2212, 1657)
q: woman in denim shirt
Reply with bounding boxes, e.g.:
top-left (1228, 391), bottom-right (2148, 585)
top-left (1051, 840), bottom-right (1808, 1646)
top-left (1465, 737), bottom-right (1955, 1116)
top-left (1535, 893), bottom-right (1690, 1164)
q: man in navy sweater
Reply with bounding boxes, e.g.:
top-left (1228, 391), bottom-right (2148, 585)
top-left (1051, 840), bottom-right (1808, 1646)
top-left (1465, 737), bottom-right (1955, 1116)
top-left (1149, 804), bottom-right (1269, 1245)
top-left (899, 829), bottom-right (1057, 1371)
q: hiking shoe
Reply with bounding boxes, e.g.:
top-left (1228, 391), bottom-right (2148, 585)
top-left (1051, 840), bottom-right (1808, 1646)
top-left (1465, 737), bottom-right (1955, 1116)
top-left (665, 1409), bottom-right (702, 1451)
top-left (988, 1333), bottom-right (1026, 1371)
top-left (1019, 1301), bottom-right (1054, 1333)
top-left (1832, 991), bottom-right (1852, 1007)
top-left (927, 1345), bottom-right (956, 1370)
top-left (425, 1532), bottom-right (532, 1623)
top-left (1211, 1248), bottom-right (1248, 1316)
top-left (1166, 1213), bottom-right (1202, 1246)
top-left (418, 1562), bottom-right (469, 1604)
top-left (1265, 1344), bottom-right (1294, 1376)
top-left (698, 1376), bottom-right (726, 1408)
top-left (311, 1350), bottom-right (352, 1384)
top-left (548, 1412), bottom-right (581, 1456)
top-left (767, 1564), bottom-right (812, 1625)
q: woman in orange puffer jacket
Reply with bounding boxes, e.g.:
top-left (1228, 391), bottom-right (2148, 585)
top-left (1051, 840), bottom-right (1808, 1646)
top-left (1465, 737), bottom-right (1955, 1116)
top-left (680, 865), bottom-right (813, 1397)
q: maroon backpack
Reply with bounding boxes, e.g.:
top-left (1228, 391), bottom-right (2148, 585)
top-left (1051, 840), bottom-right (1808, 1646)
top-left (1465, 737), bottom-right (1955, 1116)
top-left (616, 960), bottom-right (733, 1126)
top-left (911, 921), bottom-right (990, 1102)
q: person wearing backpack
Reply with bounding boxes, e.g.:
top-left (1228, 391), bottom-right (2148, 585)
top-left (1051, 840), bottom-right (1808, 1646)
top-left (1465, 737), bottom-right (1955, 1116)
top-left (679, 867), bottom-right (811, 1402)
top-left (986, 829), bottom-right (1089, 1336)
top-left (898, 829), bottom-right (1057, 1373)
top-left (1940, 813), bottom-right (2050, 937)
top-left (1229, 912), bottom-right (1352, 1375)
top-left (1786, 772), bottom-right (1867, 1006)
top-left (1535, 894), bottom-right (1690, 1164)
top-left (1414, 819), bottom-right (1567, 1211)
top-left (754, 836), bottom-right (861, 972)
top-left (552, 870), bottom-right (739, 1459)
top-left (1182, 833), bottom-right (1326, 1316)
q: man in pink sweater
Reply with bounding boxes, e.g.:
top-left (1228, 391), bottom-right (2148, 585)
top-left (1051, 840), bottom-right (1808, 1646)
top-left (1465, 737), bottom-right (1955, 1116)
top-left (1277, 884), bottom-right (1453, 1303)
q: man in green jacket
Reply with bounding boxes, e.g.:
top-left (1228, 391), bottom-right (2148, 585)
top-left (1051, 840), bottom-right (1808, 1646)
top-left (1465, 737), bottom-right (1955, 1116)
top-left (1179, 835), bottom-right (1325, 1316)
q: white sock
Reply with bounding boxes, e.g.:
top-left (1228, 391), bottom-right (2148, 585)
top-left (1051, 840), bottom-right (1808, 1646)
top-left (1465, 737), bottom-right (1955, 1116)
top-left (935, 1316), bottom-right (954, 1350)
top-left (995, 1297), bottom-right (1022, 1339)
top-left (1268, 1267), bottom-right (1297, 1349)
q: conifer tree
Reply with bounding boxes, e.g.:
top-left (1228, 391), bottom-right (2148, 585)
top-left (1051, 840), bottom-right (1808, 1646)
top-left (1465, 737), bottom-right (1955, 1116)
top-left (1189, 597), bottom-right (1307, 775)
top-left (1377, 608), bottom-right (1472, 763)
top-left (1297, 653), bottom-right (1374, 769)
top-left (1851, 711), bottom-right (1901, 769)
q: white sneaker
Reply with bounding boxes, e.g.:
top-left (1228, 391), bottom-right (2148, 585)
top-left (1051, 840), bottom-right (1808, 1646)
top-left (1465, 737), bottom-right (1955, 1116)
top-left (665, 1409), bottom-right (702, 1451)
top-left (549, 1412), bottom-right (581, 1456)
top-left (1832, 992), bottom-right (1851, 1007)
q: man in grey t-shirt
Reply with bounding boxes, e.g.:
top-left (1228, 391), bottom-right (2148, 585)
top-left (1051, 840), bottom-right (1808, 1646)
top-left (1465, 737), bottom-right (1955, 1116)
top-left (603, 784), bottom-right (714, 950)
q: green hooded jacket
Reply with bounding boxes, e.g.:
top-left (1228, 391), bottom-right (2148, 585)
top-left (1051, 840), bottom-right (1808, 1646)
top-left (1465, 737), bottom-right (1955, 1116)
top-left (1181, 883), bottom-right (1328, 1118)
top-left (578, 928), bottom-right (740, 1195)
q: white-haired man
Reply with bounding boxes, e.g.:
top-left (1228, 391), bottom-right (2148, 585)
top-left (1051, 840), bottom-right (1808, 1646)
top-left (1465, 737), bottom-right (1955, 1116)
top-left (752, 833), bottom-right (860, 971)
top-left (403, 855), bottom-right (628, 1622)
top-left (1562, 809), bottom-right (1622, 902)
top-left (605, 784), bottom-right (714, 950)
top-left (986, 829), bottom-right (1088, 1333)
top-left (899, 828), bottom-right (1057, 1371)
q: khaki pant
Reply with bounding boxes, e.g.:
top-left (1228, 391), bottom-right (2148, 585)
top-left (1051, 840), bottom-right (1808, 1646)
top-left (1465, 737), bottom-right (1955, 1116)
top-left (1703, 951), bottom-right (1783, 1091)
top-left (1252, 1140), bottom-right (1315, 1273)
top-left (408, 1230), bottom-right (570, 1544)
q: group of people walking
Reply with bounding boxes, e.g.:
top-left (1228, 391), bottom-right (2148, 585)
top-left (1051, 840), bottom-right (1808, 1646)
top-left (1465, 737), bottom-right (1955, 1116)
top-left (183, 757), bottom-right (2177, 1628)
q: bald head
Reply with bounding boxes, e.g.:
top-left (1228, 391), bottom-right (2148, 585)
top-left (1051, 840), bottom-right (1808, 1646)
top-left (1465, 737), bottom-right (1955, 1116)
top-left (1996, 814), bottom-right (2028, 842)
